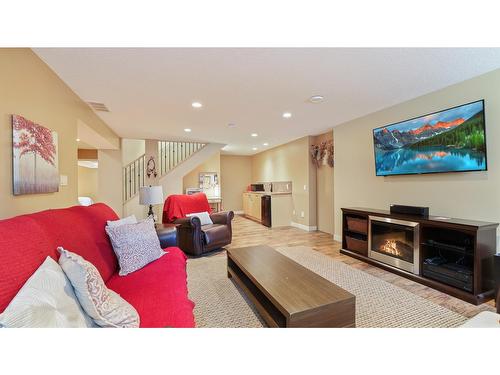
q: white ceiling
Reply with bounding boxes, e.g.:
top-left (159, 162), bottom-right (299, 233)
top-left (34, 48), bottom-right (500, 155)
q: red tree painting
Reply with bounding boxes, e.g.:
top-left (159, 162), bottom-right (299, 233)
top-left (12, 115), bottom-right (59, 195)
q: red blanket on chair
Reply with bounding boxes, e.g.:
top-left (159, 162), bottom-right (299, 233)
top-left (162, 193), bottom-right (212, 223)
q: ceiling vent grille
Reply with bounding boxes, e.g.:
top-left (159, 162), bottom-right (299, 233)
top-left (87, 101), bottom-right (110, 112)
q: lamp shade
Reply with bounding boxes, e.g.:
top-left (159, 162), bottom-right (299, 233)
top-left (139, 186), bottom-right (164, 206)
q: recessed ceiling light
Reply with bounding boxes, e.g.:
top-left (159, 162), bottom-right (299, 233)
top-left (263, 143), bottom-right (269, 146)
top-left (282, 112), bottom-right (292, 119)
top-left (251, 133), bottom-right (258, 137)
top-left (228, 123), bottom-right (237, 128)
top-left (191, 102), bottom-right (203, 108)
top-left (76, 138), bottom-right (80, 142)
top-left (184, 128), bottom-right (192, 132)
top-left (252, 147), bottom-right (258, 151)
top-left (309, 95), bottom-right (325, 103)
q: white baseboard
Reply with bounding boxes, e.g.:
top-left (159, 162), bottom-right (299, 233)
top-left (233, 210), bottom-right (244, 215)
top-left (290, 222), bottom-right (318, 232)
top-left (333, 234), bottom-right (342, 242)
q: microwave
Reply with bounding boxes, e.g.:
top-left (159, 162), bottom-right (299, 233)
top-left (250, 184), bottom-right (265, 192)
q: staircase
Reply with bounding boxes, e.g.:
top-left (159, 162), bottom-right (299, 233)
top-left (158, 141), bottom-right (205, 176)
top-left (122, 141), bottom-right (206, 202)
top-left (123, 155), bottom-right (146, 202)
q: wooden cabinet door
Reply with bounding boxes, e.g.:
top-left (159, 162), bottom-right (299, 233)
top-left (243, 194), bottom-right (249, 215)
top-left (248, 194), bottom-right (255, 217)
top-left (251, 194), bottom-right (261, 220)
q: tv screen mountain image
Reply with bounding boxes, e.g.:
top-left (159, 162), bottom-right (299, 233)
top-left (373, 100), bottom-right (486, 176)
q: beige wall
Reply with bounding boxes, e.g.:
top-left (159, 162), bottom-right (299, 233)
top-left (334, 68), bottom-right (500, 241)
top-left (251, 136), bottom-right (317, 228)
top-left (0, 48), bottom-right (119, 219)
top-left (183, 152), bottom-right (220, 194)
top-left (77, 166), bottom-right (98, 200)
top-left (122, 139), bottom-right (145, 166)
top-left (314, 131), bottom-right (334, 234)
top-left (220, 155), bottom-right (252, 211)
top-left (97, 149), bottom-right (123, 216)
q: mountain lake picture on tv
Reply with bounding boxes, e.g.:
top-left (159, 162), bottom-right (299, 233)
top-left (373, 100), bottom-right (487, 176)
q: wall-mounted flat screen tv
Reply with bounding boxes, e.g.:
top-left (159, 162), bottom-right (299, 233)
top-left (373, 100), bottom-right (487, 176)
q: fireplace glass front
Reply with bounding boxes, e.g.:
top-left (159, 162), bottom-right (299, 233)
top-left (368, 216), bottom-right (419, 274)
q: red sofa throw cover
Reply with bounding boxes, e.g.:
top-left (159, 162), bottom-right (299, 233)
top-left (0, 203), bottom-right (195, 328)
top-left (162, 193), bottom-right (212, 223)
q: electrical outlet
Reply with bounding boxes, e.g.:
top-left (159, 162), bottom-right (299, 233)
top-left (300, 211), bottom-right (305, 218)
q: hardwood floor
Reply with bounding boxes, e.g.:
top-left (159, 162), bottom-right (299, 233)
top-left (226, 214), bottom-right (496, 319)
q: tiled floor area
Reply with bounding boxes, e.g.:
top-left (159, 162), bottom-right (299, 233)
top-left (226, 215), bottom-right (496, 318)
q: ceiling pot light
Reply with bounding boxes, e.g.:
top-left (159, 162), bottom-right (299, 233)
top-left (252, 147), bottom-right (258, 151)
top-left (184, 128), bottom-right (192, 132)
top-left (251, 133), bottom-right (258, 137)
top-left (76, 138), bottom-right (80, 142)
top-left (228, 123), bottom-right (237, 128)
top-left (282, 112), bottom-right (292, 119)
top-left (263, 143), bottom-right (269, 146)
top-left (191, 102), bottom-right (203, 108)
top-left (309, 95), bottom-right (325, 103)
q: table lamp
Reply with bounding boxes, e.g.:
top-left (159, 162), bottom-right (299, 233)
top-left (139, 185), bottom-right (164, 220)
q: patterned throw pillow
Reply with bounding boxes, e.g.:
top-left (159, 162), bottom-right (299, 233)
top-left (107, 215), bottom-right (138, 227)
top-left (105, 218), bottom-right (166, 276)
top-left (58, 247), bottom-right (140, 328)
top-left (0, 257), bottom-right (94, 328)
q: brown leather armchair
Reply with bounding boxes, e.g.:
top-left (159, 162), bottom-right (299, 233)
top-left (174, 211), bottom-right (234, 256)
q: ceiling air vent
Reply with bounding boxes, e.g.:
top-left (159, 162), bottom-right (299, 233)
top-left (87, 101), bottom-right (110, 112)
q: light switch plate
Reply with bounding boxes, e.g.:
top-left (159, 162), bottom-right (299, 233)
top-left (300, 211), bottom-right (305, 218)
top-left (303, 185), bottom-right (307, 191)
top-left (60, 175), bottom-right (68, 186)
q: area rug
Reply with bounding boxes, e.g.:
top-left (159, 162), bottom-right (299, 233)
top-left (186, 246), bottom-right (468, 328)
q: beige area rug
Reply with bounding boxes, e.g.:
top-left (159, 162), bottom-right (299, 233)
top-left (187, 246), bottom-right (468, 328)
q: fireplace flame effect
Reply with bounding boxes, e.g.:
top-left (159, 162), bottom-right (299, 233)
top-left (380, 240), bottom-right (402, 257)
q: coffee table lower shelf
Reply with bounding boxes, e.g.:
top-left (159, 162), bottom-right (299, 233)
top-left (228, 257), bottom-right (286, 327)
top-left (227, 254), bottom-right (355, 328)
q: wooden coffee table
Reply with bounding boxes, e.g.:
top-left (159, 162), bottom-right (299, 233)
top-left (227, 245), bottom-right (355, 328)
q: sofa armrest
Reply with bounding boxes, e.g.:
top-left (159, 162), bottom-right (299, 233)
top-left (155, 224), bottom-right (179, 249)
top-left (210, 211), bottom-right (234, 225)
top-left (175, 216), bottom-right (202, 229)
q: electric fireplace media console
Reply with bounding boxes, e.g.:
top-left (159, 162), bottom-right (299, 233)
top-left (341, 207), bottom-right (498, 305)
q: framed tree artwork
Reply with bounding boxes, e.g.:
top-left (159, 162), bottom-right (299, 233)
top-left (12, 115), bottom-right (59, 195)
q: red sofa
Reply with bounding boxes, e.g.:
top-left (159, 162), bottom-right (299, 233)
top-left (0, 203), bottom-right (195, 328)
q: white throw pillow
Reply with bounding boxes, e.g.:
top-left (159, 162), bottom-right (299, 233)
top-left (186, 211), bottom-right (213, 226)
top-left (105, 218), bottom-right (166, 276)
top-left (0, 257), bottom-right (94, 328)
top-left (58, 247), bottom-right (140, 328)
top-left (107, 215), bottom-right (138, 227)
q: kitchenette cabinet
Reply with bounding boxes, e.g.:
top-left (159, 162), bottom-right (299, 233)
top-left (242, 192), bottom-right (292, 227)
top-left (242, 192), bottom-right (262, 221)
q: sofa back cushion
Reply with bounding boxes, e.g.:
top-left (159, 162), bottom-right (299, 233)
top-left (162, 193), bottom-right (212, 223)
top-left (0, 203), bottom-right (119, 313)
top-left (0, 216), bottom-right (53, 312)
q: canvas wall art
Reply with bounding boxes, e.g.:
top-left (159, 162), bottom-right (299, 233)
top-left (12, 115), bottom-right (59, 195)
top-left (373, 100), bottom-right (486, 176)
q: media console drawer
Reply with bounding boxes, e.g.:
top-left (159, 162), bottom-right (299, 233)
top-left (345, 235), bottom-right (367, 256)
